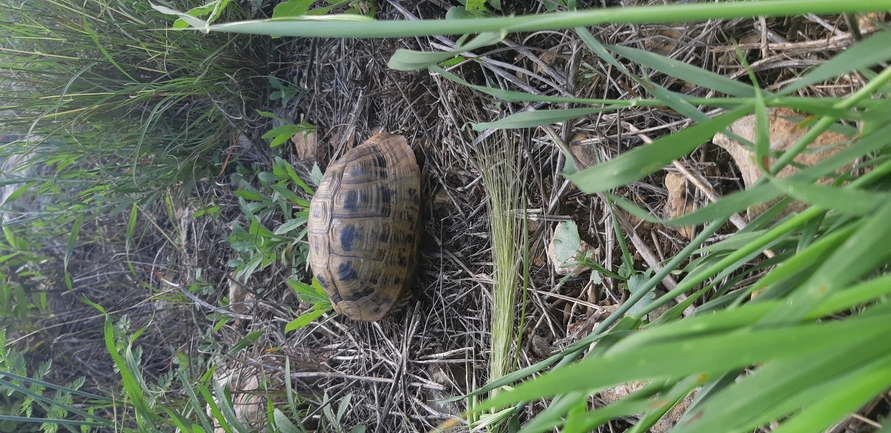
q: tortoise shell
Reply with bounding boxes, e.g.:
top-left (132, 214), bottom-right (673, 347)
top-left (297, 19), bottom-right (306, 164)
top-left (307, 134), bottom-right (421, 321)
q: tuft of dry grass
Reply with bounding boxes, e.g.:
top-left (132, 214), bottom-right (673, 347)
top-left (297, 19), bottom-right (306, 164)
top-left (473, 128), bottom-right (525, 428)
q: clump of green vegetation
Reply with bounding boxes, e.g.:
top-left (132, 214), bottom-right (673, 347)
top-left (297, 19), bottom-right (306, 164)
top-left (0, 327), bottom-right (108, 432)
top-left (226, 154), bottom-right (335, 330)
top-left (0, 0), bottom-right (266, 221)
top-left (0, 0), bottom-right (273, 430)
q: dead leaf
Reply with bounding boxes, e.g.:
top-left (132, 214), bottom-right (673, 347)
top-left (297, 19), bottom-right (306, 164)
top-left (712, 108), bottom-right (851, 219)
top-left (210, 365), bottom-right (265, 432)
top-left (291, 129), bottom-right (317, 160)
top-left (663, 172), bottom-right (695, 239)
top-left (569, 132), bottom-right (598, 169)
top-left (547, 221), bottom-right (593, 276)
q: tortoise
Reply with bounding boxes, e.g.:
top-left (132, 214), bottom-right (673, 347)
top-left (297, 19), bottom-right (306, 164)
top-left (307, 133), bottom-right (421, 321)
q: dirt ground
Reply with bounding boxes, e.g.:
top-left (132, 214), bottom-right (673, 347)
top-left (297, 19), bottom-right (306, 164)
top-left (21, 1), bottom-right (884, 432)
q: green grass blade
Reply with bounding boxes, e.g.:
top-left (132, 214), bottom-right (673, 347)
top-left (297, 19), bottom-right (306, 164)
top-left (474, 313), bottom-right (891, 412)
top-left (285, 305), bottom-right (328, 332)
top-left (430, 65), bottom-right (637, 105)
top-left (575, 27), bottom-right (712, 123)
top-left (696, 231), bottom-right (771, 253)
top-left (81, 16), bottom-right (135, 82)
top-left (176, 369), bottom-right (215, 433)
top-left (274, 217), bottom-right (306, 236)
top-left (94, 310), bottom-right (158, 429)
top-left (780, 30), bottom-right (891, 96)
top-left (0, 371), bottom-right (109, 401)
top-left (152, 4), bottom-right (212, 33)
top-left (164, 407), bottom-right (198, 432)
top-left (472, 107), bottom-right (619, 130)
top-left (212, 376), bottom-right (250, 433)
top-left (125, 203), bottom-right (138, 253)
top-left (609, 184), bottom-right (781, 226)
top-left (754, 82), bottom-right (770, 175)
top-left (769, 177), bottom-right (890, 216)
top-left (672, 338), bottom-right (890, 433)
top-left (0, 377), bottom-right (111, 425)
top-left (772, 67), bottom-right (891, 173)
top-left (453, 317), bottom-right (642, 401)
top-left (274, 407), bottom-right (305, 433)
top-left (279, 157), bottom-right (315, 194)
top-left (610, 116), bottom-right (891, 226)
top-left (566, 107), bottom-right (749, 193)
top-left (812, 273), bottom-right (891, 317)
top-left (627, 376), bottom-right (702, 433)
top-left (769, 354), bottom-right (891, 433)
top-left (606, 44), bottom-right (758, 98)
top-left (207, 0), bottom-right (891, 38)
top-left (199, 382), bottom-right (233, 433)
top-left (644, 208), bottom-right (821, 317)
top-left (388, 31), bottom-right (505, 70)
top-left (0, 415), bottom-right (104, 427)
top-left (521, 390), bottom-right (588, 433)
top-left (629, 302), bottom-right (779, 348)
top-left (640, 77), bottom-right (710, 123)
top-left (549, 389), bottom-right (655, 433)
top-left (747, 223), bottom-right (858, 295)
top-left (226, 330), bottom-right (264, 355)
top-left (759, 199), bottom-right (891, 325)
top-left (63, 213), bottom-right (83, 272)
top-left (269, 184), bottom-right (309, 208)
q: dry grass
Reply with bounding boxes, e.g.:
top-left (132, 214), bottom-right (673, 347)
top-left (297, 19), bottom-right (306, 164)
top-left (11, 0), bottom-right (887, 431)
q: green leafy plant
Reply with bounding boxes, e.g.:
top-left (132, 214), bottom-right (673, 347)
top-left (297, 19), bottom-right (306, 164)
top-left (228, 157), bottom-right (315, 281)
top-left (0, 328), bottom-right (110, 432)
top-left (267, 0), bottom-right (377, 20)
top-left (446, 0), bottom-right (501, 19)
top-left (82, 302), bottom-right (316, 432)
top-left (171, 0), bottom-right (233, 30)
top-left (285, 278), bottom-right (333, 332)
top-left (202, 0), bottom-right (880, 38)
top-left (258, 111), bottom-right (316, 148)
top-left (321, 392), bottom-right (366, 433)
top-left (227, 156), bottom-right (333, 331)
top-left (0, 227), bottom-right (51, 326)
top-left (268, 76), bottom-right (304, 108)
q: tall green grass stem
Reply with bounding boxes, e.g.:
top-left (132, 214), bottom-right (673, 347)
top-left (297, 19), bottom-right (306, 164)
top-left (206, 0), bottom-right (890, 38)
